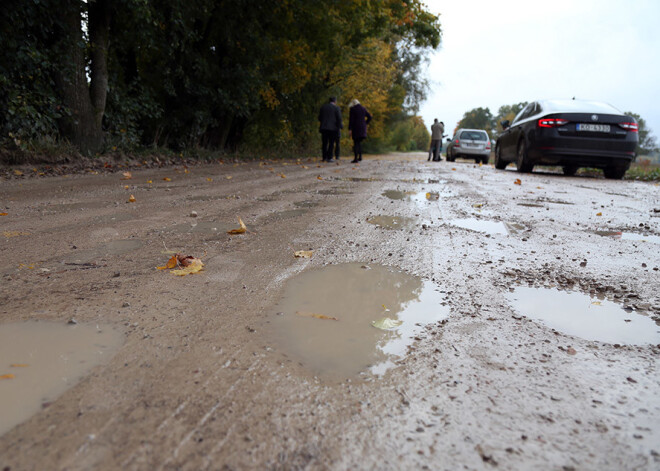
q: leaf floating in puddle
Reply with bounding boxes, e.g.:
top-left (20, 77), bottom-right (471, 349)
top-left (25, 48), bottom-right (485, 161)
top-left (294, 250), bottom-right (313, 258)
top-left (227, 217), bottom-right (247, 234)
top-left (371, 317), bottom-right (403, 330)
top-left (591, 301), bottom-right (602, 306)
top-left (296, 311), bottom-right (338, 321)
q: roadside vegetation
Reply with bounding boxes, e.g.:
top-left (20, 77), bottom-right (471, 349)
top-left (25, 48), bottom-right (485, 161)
top-left (0, 1), bottom-right (440, 164)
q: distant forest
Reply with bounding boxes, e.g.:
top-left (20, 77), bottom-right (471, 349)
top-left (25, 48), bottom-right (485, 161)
top-left (0, 1), bottom-right (442, 160)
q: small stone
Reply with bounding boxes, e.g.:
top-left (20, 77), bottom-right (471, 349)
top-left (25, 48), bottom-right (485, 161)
top-left (67, 318), bottom-right (77, 325)
top-left (190, 211), bottom-right (198, 218)
top-left (122, 302), bottom-right (130, 308)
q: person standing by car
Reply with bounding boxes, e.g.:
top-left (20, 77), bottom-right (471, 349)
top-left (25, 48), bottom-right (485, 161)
top-left (348, 99), bottom-right (372, 163)
top-left (428, 119), bottom-right (444, 161)
top-left (319, 97), bottom-right (343, 162)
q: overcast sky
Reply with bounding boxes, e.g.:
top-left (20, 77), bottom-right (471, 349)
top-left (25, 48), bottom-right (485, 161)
top-left (418, 0), bottom-right (660, 141)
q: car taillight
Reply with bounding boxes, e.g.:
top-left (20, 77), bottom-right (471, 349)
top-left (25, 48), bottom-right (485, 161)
top-left (454, 139), bottom-right (460, 147)
top-left (538, 118), bottom-right (569, 128)
top-left (619, 122), bottom-right (638, 132)
top-left (486, 141), bottom-right (491, 150)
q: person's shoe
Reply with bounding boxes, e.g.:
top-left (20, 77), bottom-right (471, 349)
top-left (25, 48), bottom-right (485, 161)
top-left (351, 159), bottom-right (358, 163)
top-left (358, 156), bottom-right (362, 161)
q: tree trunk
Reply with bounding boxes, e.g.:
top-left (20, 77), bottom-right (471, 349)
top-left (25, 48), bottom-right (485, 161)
top-left (55, 0), bottom-right (111, 155)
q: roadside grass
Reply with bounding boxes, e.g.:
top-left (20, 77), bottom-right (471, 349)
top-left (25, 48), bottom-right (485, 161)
top-left (624, 161), bottom-right (660, 181)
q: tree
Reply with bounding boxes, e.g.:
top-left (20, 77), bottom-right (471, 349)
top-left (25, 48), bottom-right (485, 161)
top-left (624, 111), bottom-right (658, 155)
top-left (455, 107), bottom-right (495, 137)
top-left (494, 102), bottom-right (528, 134)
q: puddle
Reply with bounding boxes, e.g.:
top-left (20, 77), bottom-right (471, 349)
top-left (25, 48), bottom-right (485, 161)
top-left (0, 321), bottom-right (123, 436)
top-left (449, 218), bottom-right (514, 236)
top-left (367, 215), bottom-right (418, 231)
top-left (595, 231), bottom-right (660, 244)
top-left (506, 287), bottom-right (660, 345)
top-left (167, 221), bottom-right (234, 234)
top-left (382, 190), bottom-right (417, 200)
top-left (267, 263), bottom-right (448, 380)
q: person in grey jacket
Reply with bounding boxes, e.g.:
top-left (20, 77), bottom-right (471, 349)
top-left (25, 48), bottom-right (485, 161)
top-left (318, 97), bottom-right (343, 162)
top-left (428, 119), bottom-right (444, 161)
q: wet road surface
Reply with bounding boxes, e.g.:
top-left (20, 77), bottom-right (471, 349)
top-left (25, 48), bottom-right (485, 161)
top-left (1, 153), bottom-right (659, 470)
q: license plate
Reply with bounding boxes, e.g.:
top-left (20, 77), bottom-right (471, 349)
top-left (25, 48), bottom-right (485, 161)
top-left (577, 123), bottom-right (610, 132)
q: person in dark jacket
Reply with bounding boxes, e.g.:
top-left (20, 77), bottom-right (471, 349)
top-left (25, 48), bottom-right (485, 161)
top-left (348, 99), bottom-right (372, 163)
top-left (318, 97), bottom-right (343, 162)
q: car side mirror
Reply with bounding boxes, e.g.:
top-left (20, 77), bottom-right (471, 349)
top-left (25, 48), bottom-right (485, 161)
top-left (500, 120), bottom-right (510, 130)
top-left (446, 137), bottom-right (451, 142)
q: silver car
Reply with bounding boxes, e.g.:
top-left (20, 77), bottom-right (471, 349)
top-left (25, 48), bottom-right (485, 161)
top-left (446, 128), bottom-right (491, 164)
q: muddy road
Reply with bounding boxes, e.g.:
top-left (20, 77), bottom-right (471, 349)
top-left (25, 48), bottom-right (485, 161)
top-left (1, 153), bottom-right (659, 470)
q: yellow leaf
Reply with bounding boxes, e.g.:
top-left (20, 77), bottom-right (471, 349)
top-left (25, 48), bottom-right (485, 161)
top-left (207, 177), bottom-right (213, 182)
top-left (163, 177), bottom-right (171, 181)
top-left (279, 173), bottom-right (286, 178)
top-left (124, 185), bottom-right (129, 189)
top-left (317, 175), bottom-right (323, 180)
top-left (121, 171), bottom-right (132, 180)
top-left (10, 364), bottom-right (29, 368)
top-left (157, 255), bottom-right (178, 270)
top-left (514, 179), bottom-right (522, 185)
top-left (302, 165), bottom-right (309, 169)
top-left (596, 212), bottom-right (602, 216)
top-left (171, 258), bottom-right (204, 276)
top-left (296, 311), bottom-right (338, 321)
top-left (226, 175), bottom-right (232, 180)
top-left (14, 170), bottom-right (23, 176)
top-left (591, 301), bottom-right (602, 306)
top-left (128, 195), bottom-right (136, 203)
top-left (184, 168), bottom-right (189, 174)
top-left (227, 217), bottom-right (247, 234)
top-left (0, 213), bottom-right (8, 216)
top-left (294, 250), bottom-right (313, 258)
top-left (3, 231), bottom-right (30, 238)
top-left (0, 374), bottom-right (15, 380)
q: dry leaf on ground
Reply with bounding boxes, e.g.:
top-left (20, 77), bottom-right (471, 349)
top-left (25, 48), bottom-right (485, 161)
top-left (296, 311), bottom-right (338, 321)
top-left (121, 172), bottom-right (132, 180)
top-left (514, 179), bottom-right (522, 185)
top-left (128, 195), bottom-right (136, 203)
top-left (0, 374), bottom-right (15, 380)
top-left (294, 250), bottom-right (313, 258)
top-left (0, 213), bottom-right (8, 216)
top-left (157, 253), bottom-right (204, 276)
top-left (163, 177), bottom-right (171, 181)
top-left (227, 217), bottom-right (247, 234)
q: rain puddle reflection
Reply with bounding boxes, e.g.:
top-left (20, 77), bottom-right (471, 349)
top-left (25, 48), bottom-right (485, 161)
top-left (267, 263), bottom-right (448, 380)
top-left (595, 231), bottom-right (660, 244)
top-left (506, 287), bottom-right (660, 345)
top-left (382, 189), bottom-right (452, 203)
top-left (367, 215), bottom-right (417, 231)
top-left (0, 321), bottom-right (123, 436)
top-left (449, 218), bottom-right (519, 236)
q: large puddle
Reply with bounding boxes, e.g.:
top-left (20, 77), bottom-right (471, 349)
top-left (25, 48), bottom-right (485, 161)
top-left (449, 218), bottom-right (523, 236)
top-left (0, 321), bottom-right (123, 436)
top-left (506, 287), bottom-right (660, 345)
top-left (382, 189), bottom-right (452, 202)
top-left (595, 231), bottom-right (660, 244)
top-left (267, 263), bottom-right (448, 380)
top-left (367, 215), bottom-right (418, 231)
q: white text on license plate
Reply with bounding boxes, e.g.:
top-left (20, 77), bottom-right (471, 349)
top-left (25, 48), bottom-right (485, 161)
top-left (577, 123), bottom-right (610, 132)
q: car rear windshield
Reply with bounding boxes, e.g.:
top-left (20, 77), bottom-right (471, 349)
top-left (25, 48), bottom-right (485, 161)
top-left (459, 131), bottom-right (487, 141)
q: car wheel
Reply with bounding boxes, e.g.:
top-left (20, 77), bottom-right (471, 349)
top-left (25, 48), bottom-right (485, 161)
top-left (516, 140), bottom-right (534, 173)
top-left (494, 145), bottom-right (507, 169)
top-left (603, 165), bottom-right (627, 180)
top-left (562, 165), bottom-right (579, 176)
top-left (482, 156), bottom-right (489, 165)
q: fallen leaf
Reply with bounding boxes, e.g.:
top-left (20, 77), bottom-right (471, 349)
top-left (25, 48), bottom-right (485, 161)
top-left (14, 170), bottom-right (23, 176)
top-left (147, 180), bottom-right (153, 184)
top-left (514, 179), bottom-right (522, 185)
top-left (371, 317), bottom-right (403, 330)
top-left (294, 250), bottom-right (313, 258)
top-left (3, 231), bottom-right (30, 238)
top-left (596, 212), bottom-right (602, 216)
top-left (227, 217), bottom-right (247, 234)
top-left (207, 177), bottom-right (213, 182)
top-left (302, 165), bottom-right (309, 169)
top-left (157, 255), bottom-right (178, 270)
top-left (0, 213), bottom-right (8, 216)
top-left (128, 195), bottom-right (136, 203)
top-left (121, 171), bottom-right (132, 180)
top-left (317, 175), bottom-right (323, 180)
top-left (163, 177), bottom-right (171, 181)
top-left (591, 301), bottom-right (602, 306)
top-left (0, 374), bottom-right (15, 380)
top-left (426, 192), bottom-right (439, 200)
top-left (279, 173), bottom-right (286, 178)
top-left (171, 258), bottom-right (204, 276)
top-left (452, 168), bottom-right (456, 171)
top-left (10, 364), bottom-right (29, 368)
top-left (296, 311), bottom-right (338, 321)
top-left (226, 175), bottom-right (233, 180)
top-left (472, 203), bottom-right (485, 208)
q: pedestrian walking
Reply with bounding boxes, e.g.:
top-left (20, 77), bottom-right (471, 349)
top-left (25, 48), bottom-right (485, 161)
top-left (319, 97), bottom-right (343, 162)
top-left (428, 119), bottom-right (444, 161)
top-left (348, 99), bottom-right (372, 163)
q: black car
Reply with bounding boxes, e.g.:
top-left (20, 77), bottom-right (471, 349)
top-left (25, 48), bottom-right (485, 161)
top-left (494, 99), bottom-right (638, 179)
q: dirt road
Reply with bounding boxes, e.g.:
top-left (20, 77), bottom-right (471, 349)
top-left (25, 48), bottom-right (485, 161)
top-left (1, 153), bottom-right (659, 470)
